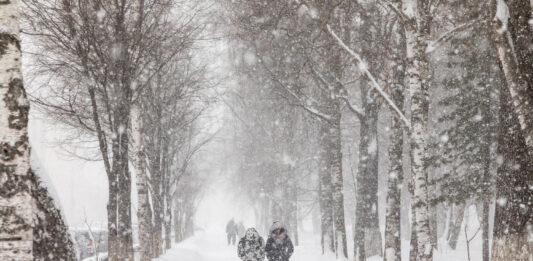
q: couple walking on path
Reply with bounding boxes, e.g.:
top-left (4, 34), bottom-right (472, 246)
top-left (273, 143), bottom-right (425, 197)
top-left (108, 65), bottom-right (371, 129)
top-left (237, 221), bottom-right (294, 261)
top-left (226, 219), bottom-right (245, 245)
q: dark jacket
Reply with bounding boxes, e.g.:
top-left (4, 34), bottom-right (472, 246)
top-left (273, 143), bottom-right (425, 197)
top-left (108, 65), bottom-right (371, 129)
top-left (238, 228), bottom-right (265, 261)
top-left (265, 222), bottom-right (294, 261)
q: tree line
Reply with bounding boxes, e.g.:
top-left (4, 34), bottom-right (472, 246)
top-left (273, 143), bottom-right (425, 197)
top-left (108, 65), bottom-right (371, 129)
top-left (222, 0), bottom-right (532, 261)
top-left (1, 0), bottom-right (212, 260)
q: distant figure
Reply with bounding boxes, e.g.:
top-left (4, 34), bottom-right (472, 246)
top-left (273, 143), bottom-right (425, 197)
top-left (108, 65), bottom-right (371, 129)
top-left (226, 218), bottom-right (238, 245)
top-left (237, 221), bottom-right (246, 238)
top-left (265, 221), bottom-right (294, 261)
top-left (237, 228), bottom-right (265, 261)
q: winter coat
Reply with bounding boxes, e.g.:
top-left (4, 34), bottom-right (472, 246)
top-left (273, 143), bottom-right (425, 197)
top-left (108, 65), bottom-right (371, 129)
top-left (227, 220), bottom-right (238, 235)
top-left (265, 222), bottom-right (294, 261)
top-left (238, 228), bottom-right (265, 261)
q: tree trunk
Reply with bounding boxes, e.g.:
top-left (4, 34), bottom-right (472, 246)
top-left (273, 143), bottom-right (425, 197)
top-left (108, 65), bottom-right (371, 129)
top-left (490, 0), bottom-right (533, 159)
top-left (151, 135), bottom-right (163, 258)
top-left (384, 24), bottom-right (406, 260)
top-left (329, 109), bottom-right (348, 259)
top-left (174, 200), bottom-right (181, 243)
top-left (491, 78), bottom-right (533, 261)
top-left (0, 1), bottom-right (33, 260)
top-left (355, 99), bottom-right (382, 261)
top-left (132, 103), bottom-right (152, 261)
top-left (409, 211), bottom-right (417, 261)
top-left (107, 171), bottom-right (119, 261)
top-left (31, 172), bottom-right (77, 260)
top-left (447, 203), bottom-right (465, 250)
top-left (319, 122), bottom-right (335, 255)
top-left (481, 200), bottom-right (490, 261)
top-left (112, 108), bottom-right (133, 261)
top-left (165, 190), bottom-right (172, 250)
top-left (160, 142), bottom-right (171, 251)
top-left (403, 0), bottom-right (433, 259)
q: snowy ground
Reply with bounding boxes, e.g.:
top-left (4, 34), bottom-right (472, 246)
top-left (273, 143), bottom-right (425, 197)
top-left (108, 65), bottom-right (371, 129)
top-left (154, 228), bottom-right (339, 261)
top-left (156, 206), bottom-right (484, 261)
top-left (155, 228), bottom-right (482, 261)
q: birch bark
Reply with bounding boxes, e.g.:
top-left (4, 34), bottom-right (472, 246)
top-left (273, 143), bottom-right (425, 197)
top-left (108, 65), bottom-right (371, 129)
top-left (0, 1), bottom-right (33, 260)
top-left (402, 0), bottom-right (433, 259)
top-left (131, 103), bottom-right (152, 260)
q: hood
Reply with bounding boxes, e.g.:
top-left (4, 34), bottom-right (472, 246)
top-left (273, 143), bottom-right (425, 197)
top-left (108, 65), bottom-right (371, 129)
top-left (244, 228), bottom-right (260, 241)
top-left (268, 221), bottom-right (288, 239)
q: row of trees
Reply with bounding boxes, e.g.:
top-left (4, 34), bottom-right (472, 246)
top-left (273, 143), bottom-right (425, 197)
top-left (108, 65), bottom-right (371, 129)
top-left (222, 0), bottom-right (532, 260)
top-left (1, 0), bottom-right (212, 260)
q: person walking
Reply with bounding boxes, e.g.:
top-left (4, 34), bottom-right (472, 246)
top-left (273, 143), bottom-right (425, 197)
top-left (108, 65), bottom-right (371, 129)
top-left (237, 221), bottom-right (246, 239)
top-left (237, 228), bottom-right (265, 261)
top-left (226, 218), bottom-right (238, 245)
top-left (265, 221), bottom-right (294, 261)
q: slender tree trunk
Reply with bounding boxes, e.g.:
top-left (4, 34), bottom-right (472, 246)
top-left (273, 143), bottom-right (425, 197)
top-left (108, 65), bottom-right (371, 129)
top-left (151, 135), bottom-right (163, 258)
top-left (319, 122), bottom-right (335, 255)
top-left (165, 194), bottom-right (172, 250)
top-left (403, 0), bottom-right (433, 259)
top-left (355, 98), bottom-right (381, 261)
top-left (131, 0), bottom-right (151, 259)
top-left (107, 169), bottom-right (119, 261)
top-left (481, 200), bottom-right (490, 261)
top-left (490, 0), bottom-right (533, 159)
top-left (409, 211), bottom-right (417, 261)
top-left (0, 1), bottom-right (33, 260)
top-left (384, 24), bottom-right (406, 260)
top-left (355, 96), bottom-right (368, 261)
top-left (132, 103), bottom-right (152, 261)
top-left (491, 79), bottom-right (533, 261)
top-left (174, 199), bottom-right (181, 243)
top-left (160, 142), bottom-right (171, 251)
top-left (329, 109), bottom-right (348, 259)
top-left (447, 203), bottom-right (465, 250)
top-left (112, 106), bottom-right (133, 261)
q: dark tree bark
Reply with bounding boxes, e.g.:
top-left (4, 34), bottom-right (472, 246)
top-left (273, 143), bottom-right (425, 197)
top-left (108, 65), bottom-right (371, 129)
top-left (31, 172), bottom-right (77, 261)
top-left (447, 203), bottom-right (465, 250)
top-left (384, 20), bottom-right (406, 260)
top-left (319, 122), bottom-right (335, 255)
top-left (329, 109), bottom-right (348, 259)
top-left (355, 97), bottom-right (381, 261)
top-left (490, 0), bottom-right (533, 157)
top-left (491, 77), bottom-right (533, 261)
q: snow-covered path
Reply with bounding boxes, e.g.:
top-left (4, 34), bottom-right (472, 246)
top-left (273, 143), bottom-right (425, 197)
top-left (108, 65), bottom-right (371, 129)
top-left (155, 206), bottom-right (484, 261)
top-left (154, 229), bottom-right (238, 261)
top-left (154, 228), bottom-right (338, 261)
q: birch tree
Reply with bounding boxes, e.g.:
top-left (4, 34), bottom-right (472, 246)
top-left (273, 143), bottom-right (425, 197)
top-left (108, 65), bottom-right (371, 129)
top-left (1, 2), bottom-right (76, 260)
top-left (0, 1), bottom-right (34, 260)
top-left (402, 0), bottom-right (433, 259)
top-left (384, 5), bottom-right (406, 260)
